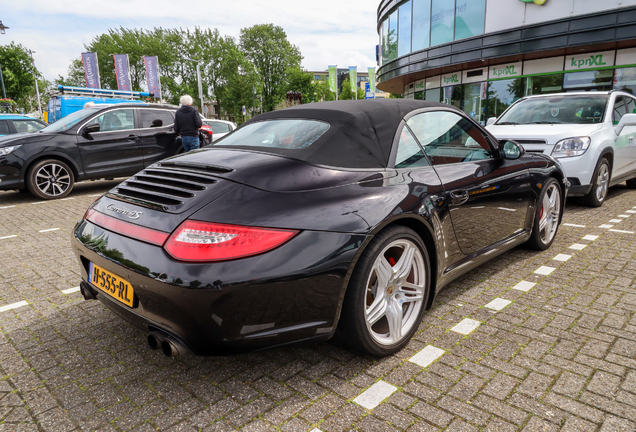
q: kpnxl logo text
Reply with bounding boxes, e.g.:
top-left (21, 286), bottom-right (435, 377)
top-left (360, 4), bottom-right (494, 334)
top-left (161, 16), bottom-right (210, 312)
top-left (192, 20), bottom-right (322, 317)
top-left (491, 65), bottom-right (517, 77)
top-left (443, 74), bottom-right (459, 84)
top-left (571, 55), bottom-right (607, 69)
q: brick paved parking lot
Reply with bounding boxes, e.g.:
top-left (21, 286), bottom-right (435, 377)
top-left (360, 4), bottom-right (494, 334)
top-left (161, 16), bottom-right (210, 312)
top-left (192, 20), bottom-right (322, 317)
top-left (1, 181), bottom-right (636, 431)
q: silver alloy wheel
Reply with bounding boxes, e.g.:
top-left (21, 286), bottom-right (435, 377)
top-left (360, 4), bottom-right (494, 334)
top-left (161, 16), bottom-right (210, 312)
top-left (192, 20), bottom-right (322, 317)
top-left (596, 163), bottom-right (609, 202)
top-left (35, 163), bottom-right (71, 197)
top-left (539, 183), bottom-right (561, 245)
top-left (364, 239), bottom-right (425, 346)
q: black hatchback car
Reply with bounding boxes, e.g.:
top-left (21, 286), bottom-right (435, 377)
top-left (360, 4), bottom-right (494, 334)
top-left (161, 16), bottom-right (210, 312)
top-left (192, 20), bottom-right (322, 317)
top-left (72, 100), bottom-right (567, 357)
top-left (0, 103), bottom-right (182, 199)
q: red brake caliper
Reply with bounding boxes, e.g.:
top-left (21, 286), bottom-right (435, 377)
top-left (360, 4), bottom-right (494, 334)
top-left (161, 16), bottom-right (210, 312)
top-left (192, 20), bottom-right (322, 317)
top-left (388, 257), bottom-right (396, 266)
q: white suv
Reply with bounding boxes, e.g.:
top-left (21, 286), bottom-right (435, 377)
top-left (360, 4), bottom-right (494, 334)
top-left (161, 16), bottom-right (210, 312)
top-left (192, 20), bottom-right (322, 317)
top-left (486, 91), bottom-right (636, 207)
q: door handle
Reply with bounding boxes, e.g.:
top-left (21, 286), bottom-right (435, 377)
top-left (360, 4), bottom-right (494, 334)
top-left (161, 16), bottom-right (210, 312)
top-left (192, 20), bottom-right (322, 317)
top-left (450, 190), bottom-right (469, 206)
top-left (126, 135), bottom-right (137, 141)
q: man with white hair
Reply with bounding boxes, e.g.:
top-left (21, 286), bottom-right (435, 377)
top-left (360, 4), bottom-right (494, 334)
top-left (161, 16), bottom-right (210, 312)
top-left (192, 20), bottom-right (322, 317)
top-left (174, 95), bottom-right (203, 151)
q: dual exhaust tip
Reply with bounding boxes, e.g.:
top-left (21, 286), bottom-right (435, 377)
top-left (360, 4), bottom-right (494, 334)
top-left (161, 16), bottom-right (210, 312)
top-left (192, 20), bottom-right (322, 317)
top-left (147, 331), bottom-right (188, 357)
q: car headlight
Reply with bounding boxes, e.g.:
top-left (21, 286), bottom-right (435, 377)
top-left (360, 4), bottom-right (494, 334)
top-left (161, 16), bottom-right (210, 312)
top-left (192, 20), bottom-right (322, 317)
top-left (0, 145), bottom-right (21, 157)
top-left (551, 137), bottom-right (590, 158)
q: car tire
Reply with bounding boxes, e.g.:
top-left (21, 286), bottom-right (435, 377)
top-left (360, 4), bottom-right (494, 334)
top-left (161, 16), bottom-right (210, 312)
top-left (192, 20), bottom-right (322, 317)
top-left (582, 157), bottom-right (610, 207)
top-left (526, 177), bottom-right (562, 251)
top-left (338, 226), bottom-right (430, 356)
top-left (26, 159), bottom-right (74, 200)
top-left (626, 178), bottom-right (636, 189)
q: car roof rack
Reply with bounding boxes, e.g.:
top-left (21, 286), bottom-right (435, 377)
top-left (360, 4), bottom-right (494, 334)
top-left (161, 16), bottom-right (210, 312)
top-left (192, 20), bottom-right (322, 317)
top-left (50, 85), bottom-right (154, 99)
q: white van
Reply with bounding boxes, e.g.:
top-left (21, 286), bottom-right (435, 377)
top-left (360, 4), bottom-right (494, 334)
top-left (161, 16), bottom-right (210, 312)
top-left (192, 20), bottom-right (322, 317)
top-left (486, 91), bottom-right (636, 207)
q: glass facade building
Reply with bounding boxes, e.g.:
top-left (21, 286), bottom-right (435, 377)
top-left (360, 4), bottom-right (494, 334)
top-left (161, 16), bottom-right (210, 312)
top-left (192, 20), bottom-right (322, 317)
top-left (377, 0), bottom-right (636, 125)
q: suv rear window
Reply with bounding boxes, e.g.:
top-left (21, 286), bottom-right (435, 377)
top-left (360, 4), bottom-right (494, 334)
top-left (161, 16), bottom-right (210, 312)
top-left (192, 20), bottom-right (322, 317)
top-left (214, 119), bottom-right (329, 150)
top-left (497, 95), bottom-right (608, 125)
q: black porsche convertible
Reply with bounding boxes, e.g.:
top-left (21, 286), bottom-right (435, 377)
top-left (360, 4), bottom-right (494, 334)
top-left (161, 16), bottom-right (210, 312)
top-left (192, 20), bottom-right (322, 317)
top-left (71, 100), bottom-right (566, 357)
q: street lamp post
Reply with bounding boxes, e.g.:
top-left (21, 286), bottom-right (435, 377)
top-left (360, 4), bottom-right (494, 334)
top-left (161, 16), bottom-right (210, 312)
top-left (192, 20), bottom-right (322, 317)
top-left (0, 21), bottom-right (8, 99)
top-left (183, 56), bottom-right (204, 113)
top-left (252, 85), bottom-right (255, 119)
top-left (28, 50), bottom-right (42, 117)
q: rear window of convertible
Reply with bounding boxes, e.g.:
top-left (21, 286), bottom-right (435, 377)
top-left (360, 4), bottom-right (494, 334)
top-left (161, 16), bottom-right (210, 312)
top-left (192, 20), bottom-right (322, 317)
top-left (214, 119), bottom-right (329, 150)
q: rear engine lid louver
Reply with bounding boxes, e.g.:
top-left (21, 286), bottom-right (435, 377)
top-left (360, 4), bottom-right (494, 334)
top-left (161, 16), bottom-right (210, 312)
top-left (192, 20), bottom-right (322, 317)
top-left (108, 162), bottom-right (234, 213)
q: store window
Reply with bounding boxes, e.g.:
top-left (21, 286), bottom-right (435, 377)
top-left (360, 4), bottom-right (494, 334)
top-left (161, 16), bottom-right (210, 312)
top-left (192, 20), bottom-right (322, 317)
top-left (442, 85), bottom-right (462, 110)
top-left (414, 91), bottom-right (425, 100)
top-left (613, 67), bottom-right (636, 95)
top-left (487, 78), bottom-right (526, 119)
top-left (528, 75), bottom-right (564, 95)
top-left (563, 70), bottom-right (613, 92)
top-left (426, 88), bottom-right (441, 102)
top-left (398, 1), bottom-right (412, 58)
top-left (431, 0), bottom-right (454, 47)
top-left (412, 0), bottom-right (431, 52)
top-left (454, 0), bottom-right (486, 40)
top-left (462, 83), bottom-right (487, 125)
top-left (388, 11), bottom-right (398, 62)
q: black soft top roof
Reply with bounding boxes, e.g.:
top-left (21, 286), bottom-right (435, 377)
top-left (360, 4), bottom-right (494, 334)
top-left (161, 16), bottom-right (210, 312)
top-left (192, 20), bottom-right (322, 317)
top-left (221, 99), bottom-right (449, 169)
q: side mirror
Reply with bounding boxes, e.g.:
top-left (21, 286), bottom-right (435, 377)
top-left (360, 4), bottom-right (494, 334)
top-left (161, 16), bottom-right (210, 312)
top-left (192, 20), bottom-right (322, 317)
top-left (615, 113), bottom-right (636, 136)
top-left (500, 140), bottom-right (525, 160)
top-left (486, 117), bottom-right (497, 126)
top-left (82, 123), bottom-right (100, 135)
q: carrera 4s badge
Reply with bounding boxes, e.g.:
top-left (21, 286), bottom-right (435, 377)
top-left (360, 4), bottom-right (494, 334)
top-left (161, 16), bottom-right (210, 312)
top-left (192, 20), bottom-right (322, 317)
top-left (106, 204), bottom-right (143, 220)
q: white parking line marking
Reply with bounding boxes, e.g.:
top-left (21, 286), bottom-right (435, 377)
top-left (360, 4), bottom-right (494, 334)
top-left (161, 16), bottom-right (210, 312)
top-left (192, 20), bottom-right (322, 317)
top-left (310, 429), bottom-right (323, 432)
top-left (451, 318), bottom-right (481, 335)
top-left (61, 287), bottom-right (81, 294)
top-left (513, 281), bottom-right (536, 292)
top-left (563, 223), bottom-right (586, 227)
top-left (599, 224), bottom-right (614, 229)
top-left (60, 197), bottom-right (75, 201)
top-left (582, 235), bottom-right (598, 241)
top-left (619, 214), bottom-right (630, 218)
top-left (569, 243), bottom-right (587, 250)
top-left (39, 228), bottom-right (59, 233)
top-left (608, 219), bottom-right (622, 223)
top-left (553, 254), bottom-right (572, 262)
top-left (609, 229), bottom-right (635, 234)
top-left (88, 194), bottom-right (103, 197)
top-left (31, 201), bottom-right (49, 205)
top-left (0, 235), bottom-right (17, 240)
top-left (0, 301), bottom-right (28, 312)
top-left (485, 298), bottom-right (512, 311)
top-left (534, 266), bottom-right (555, 275)
top-left (354, 381), bottom-right (397, 410)
top-left (410, 345), bottom-right (445, 368)
top-left (0, 206), bottom-right (15, 209)
top-left (626, 210), bottom-right (636, 214)
top-left (498, 207), bottom-right (517, 212)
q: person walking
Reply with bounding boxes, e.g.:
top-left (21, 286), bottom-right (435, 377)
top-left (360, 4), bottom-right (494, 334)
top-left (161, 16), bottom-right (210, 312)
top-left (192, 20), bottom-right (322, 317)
top-left (174, 95), bottom-right (203, 152)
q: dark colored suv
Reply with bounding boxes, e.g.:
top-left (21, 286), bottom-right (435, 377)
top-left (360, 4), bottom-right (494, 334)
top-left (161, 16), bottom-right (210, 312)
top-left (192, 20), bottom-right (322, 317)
top-left (0, 103), bottom-right (184, 199)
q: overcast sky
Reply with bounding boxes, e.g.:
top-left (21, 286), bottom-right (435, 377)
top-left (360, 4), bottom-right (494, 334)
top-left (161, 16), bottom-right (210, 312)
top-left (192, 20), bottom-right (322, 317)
top-left (1, 0), bottom-right (380, 82)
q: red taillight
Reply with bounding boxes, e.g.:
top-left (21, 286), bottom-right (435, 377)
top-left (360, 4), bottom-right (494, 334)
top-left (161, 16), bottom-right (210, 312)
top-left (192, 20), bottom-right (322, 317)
top-left (164, 220), bottom-right (298, 262)
top-left (85, 209), bottom-right (170, 246)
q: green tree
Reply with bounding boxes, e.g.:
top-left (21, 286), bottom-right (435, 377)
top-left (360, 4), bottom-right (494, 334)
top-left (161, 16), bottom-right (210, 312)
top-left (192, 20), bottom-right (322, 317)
top-left (315, 80), bottom-right (336, 102)
top-left (338, 78), bottom-right (365, 100)
top-left (285, 67), bottom-right (321, 104)
top-left (240, 24), bottom-right (302, 112)
top-left (0, 43), bottom-right (40, 110)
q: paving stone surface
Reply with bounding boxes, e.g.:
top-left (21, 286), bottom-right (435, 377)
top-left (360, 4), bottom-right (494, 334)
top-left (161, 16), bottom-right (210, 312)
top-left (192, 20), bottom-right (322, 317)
top-left (1, 181), bottom-right (636, 431)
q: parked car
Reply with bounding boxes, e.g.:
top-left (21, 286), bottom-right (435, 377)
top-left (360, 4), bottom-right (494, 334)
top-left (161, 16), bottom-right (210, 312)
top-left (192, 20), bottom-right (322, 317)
top-left (199, 122), bottom-right (213, 145)
top-left (203, 119), bottom-right (236, 141)
top-left (486, 91), bottom-right (636, 207)
top-left (0, 114), bottom-right (47, 136)
top-left (0, 103), bottom-right (183, 200)
top-left (72, 100), bottom-right (566, 357)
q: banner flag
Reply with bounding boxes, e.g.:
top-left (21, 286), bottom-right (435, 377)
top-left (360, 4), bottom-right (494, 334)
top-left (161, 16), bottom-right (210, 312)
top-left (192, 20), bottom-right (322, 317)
top-left (368, 67), bottom-right (376, 94)
top-left (81, 52), bottom-right (101, 89)
top-left (143, 56), bottom-right (162, 99)
top-left (328, 65), bottom-right (337, 94)
top-left (349, 66), bottom-right (357, 94)
top-left (113, 54), bottom-right (132, 91)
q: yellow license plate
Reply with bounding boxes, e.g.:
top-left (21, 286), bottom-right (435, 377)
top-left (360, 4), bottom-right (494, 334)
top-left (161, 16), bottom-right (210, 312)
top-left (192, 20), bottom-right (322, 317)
top-left (89, 262), bottom-right (134, 307)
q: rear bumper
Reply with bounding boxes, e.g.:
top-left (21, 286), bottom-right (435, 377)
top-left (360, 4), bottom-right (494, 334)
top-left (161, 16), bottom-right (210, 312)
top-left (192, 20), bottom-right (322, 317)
top-left (71, 219), bottom-right (367, 355)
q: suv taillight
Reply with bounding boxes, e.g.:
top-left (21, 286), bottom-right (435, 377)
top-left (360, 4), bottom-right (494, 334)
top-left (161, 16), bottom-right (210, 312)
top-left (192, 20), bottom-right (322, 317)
top-left (164, 220), bottom-right (298, 262)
